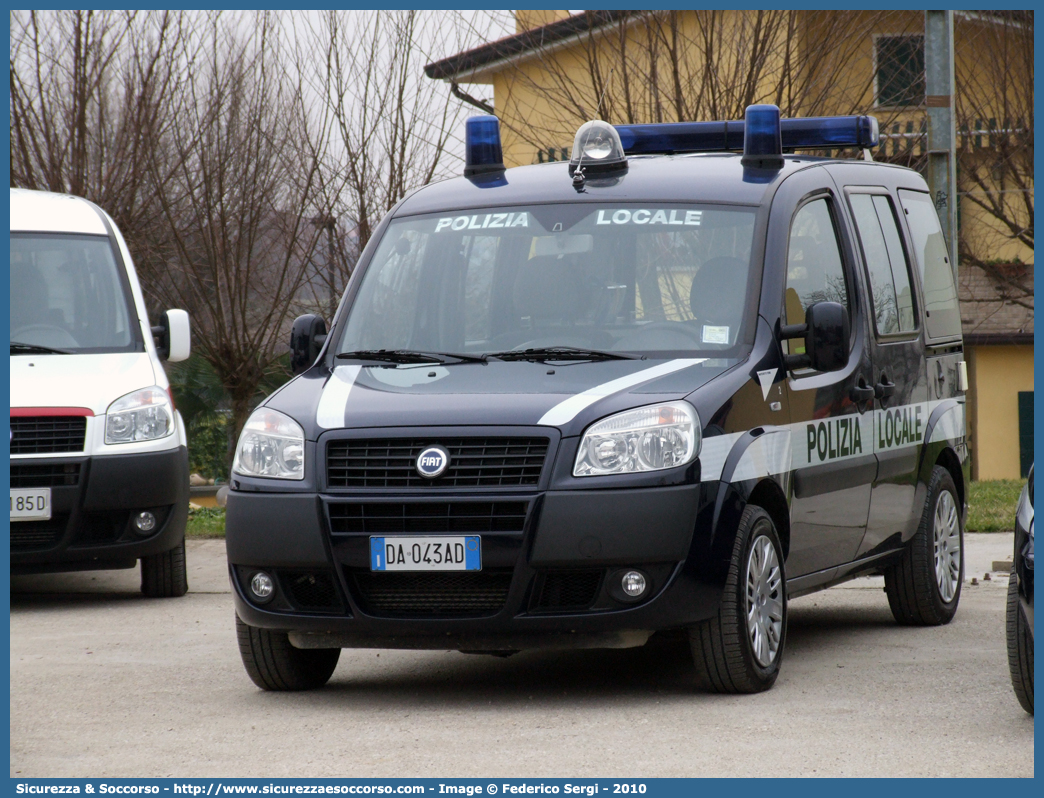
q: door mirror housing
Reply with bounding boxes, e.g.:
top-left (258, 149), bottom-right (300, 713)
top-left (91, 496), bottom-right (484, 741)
top-left (151, 309), bottom-right (191, 362)
top-left (290, 314), bottom-right (328, 375)
top-left (780, 301), bottom-right (850, 373)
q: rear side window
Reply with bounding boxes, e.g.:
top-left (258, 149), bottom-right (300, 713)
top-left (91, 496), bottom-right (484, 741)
top-left (849, 193), bottom-right (916, 334)
top-left (898, 189), bottom-right (961, 339)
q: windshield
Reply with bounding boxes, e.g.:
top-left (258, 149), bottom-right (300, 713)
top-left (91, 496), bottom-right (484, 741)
top-left (10, 233), bottom-right (139, 354)
top-left (338, 203), bottom-right (758, 357)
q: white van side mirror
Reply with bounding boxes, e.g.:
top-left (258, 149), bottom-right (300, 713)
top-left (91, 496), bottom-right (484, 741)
top-left (152, 309), bottom-right (191, 362)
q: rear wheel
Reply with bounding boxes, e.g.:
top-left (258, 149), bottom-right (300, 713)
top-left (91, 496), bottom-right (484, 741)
top-left (884, 466), bottom-right (962, 625)
top-left (690, 505), bottom-right (787, 693)
top-left (1006, 565), bottom-right (1034, 715)
top-left (140, 538), bottom-right (188, 598)
top-left (235, 614), bottom-right (340, 691)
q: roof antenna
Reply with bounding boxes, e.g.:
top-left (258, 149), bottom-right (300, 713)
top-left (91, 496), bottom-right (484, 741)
top-left (573, 69), bottom-right (615, 190)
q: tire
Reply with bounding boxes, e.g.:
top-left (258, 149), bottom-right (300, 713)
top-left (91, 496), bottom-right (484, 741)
top-left (1006, 565), bottom-right (1034, 715)
top-left (884, 465), bottom-right (963, 625)
top-left (140, 537), bottom-right (188, 598)
top-left (690, 505), bottom-right (787, 693)
top-left (235, 613), bottom-right (340, 691)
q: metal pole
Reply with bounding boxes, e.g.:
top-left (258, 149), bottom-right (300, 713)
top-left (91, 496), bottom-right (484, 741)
top-left (925, 10), bottom-right (959, 282)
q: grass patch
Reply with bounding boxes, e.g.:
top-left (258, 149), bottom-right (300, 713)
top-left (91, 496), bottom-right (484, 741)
top-left (966, 479), bottom-right (1026, 532)
top-left (186, 506), bottom-right (225, 538)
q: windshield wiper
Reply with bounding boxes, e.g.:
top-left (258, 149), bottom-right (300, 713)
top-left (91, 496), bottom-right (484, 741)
top-left (336, 349), bottom-right (487, 365)
top-left (10, 342), bottom-right (73, 355)
top-left (485, 346), bottom-right (641, 362)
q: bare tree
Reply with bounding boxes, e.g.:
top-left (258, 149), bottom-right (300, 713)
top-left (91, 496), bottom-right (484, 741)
top-left (292, 11), bottom-right (489, 310)
top-left (472, 11), bottom-right (920, 160)
top-left (10, 10), bottom-right (193, 256)
top-left (954, 12), bottom-right (1033, 302)
top-left (137, 12), bottom-right (324, 458)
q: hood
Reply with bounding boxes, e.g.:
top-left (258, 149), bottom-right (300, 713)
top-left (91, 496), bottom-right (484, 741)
top-left (10, 352), bottom-right (156, 416)
top-left (267, 357), bottom-right (736, 440)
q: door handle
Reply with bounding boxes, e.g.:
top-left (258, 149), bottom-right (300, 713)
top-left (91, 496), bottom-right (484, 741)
top-left (875, 377), bottom-right (896, 401)
top-left (850, 377), bottom-right (875, 407)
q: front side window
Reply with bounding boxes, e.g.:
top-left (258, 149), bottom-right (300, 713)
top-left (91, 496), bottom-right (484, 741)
top-left (785, 198), bottom-right (849, 331)
top-left (339, 204), bottom-right (758, 356)
top-left (10, 233), bottom-right (138, 353)
top-left (898, 189), bottom-right (961, 339)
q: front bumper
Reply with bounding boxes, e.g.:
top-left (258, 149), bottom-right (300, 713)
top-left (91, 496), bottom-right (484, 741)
top-left (225, 476), bottom-right (729, 650)
top-left (10, 446), bottom-right (189, 573)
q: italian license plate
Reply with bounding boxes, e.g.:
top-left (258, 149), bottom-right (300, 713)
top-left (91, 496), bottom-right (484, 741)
top-left (370, 536), bottom-right (481, 572)
top-left (10, 488), bottom-right (51, 521)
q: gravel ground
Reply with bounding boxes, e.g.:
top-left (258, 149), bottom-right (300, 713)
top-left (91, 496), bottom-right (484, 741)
top-left (10, 534), bottom-right (1033, 778)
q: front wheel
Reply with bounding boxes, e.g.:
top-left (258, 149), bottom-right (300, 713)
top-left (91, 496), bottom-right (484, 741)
top-left (140, 537), bottom-right (188, 598)
top-left (690, 505), bottom-right (787, 693)
top-left (236, 614), bottom-right (340, 691)
top-left (884, 466), bottom-right (963, 625)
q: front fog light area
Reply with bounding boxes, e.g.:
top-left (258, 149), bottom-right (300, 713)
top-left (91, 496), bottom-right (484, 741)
top-left (622, 571), bottom-right (647, 597)
top-left (574, 401), bottom-right (700, 476)
top-left (133, 511), bottom-right (157, 534)
top-left (232, 408), bottom-right (305, 480)
top-left (105, 387), bottom-right (174, 444)
top-left (250, 571), bottom-right (275, 602)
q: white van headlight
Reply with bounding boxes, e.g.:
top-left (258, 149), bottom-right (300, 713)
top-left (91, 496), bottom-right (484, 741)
top-left (574, 401), bottom-right (700, 477)
top-left (105, 387), bottom-right (174, 444)
top-left (232, 408), bottom-right (305, 480)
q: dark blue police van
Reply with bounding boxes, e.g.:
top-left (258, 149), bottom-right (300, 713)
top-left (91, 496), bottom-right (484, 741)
top-left (226, 105), bottom-right (969, 693)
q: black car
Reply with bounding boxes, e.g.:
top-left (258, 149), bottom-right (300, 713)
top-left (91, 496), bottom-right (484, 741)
top-left (1007, 465), bottom-right (1033, 714)
top-left (226, 106), bottom-right (970, 692)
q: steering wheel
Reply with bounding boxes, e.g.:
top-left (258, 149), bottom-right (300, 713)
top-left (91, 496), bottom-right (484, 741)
top-left (11, 324), bottom-right (80, 349)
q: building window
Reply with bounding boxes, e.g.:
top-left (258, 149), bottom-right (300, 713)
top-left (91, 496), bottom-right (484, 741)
top-left (876, 35), bottom-right (925, 107)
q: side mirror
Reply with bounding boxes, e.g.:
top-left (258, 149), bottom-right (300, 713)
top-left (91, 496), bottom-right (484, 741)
top-left (290, 314), bottom-right (328, 376)
top-left (780, 301), bottom-right (850, 373)
top-left (151, 309), bottom-right (191, 362)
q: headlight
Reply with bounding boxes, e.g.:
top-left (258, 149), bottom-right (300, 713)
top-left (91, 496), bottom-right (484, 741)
top-left (232, 408), bottom-right (305, 480)
top-left (105, 387), bottom-right (174, 444)
top-left (574, 401), bottom-right (700, 477)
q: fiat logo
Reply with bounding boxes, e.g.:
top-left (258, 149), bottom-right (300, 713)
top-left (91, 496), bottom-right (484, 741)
top-left (416, 445), bottom-right (450, 479)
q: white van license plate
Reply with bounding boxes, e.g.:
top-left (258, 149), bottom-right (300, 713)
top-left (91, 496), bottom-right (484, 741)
top-left (370, 536), bottom-right (481, 572)
top-left (10, 488), bottom-right (51, 521)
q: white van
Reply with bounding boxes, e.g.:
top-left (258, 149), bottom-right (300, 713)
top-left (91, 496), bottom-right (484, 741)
top-left (10, 188), bottom-right (192, 596)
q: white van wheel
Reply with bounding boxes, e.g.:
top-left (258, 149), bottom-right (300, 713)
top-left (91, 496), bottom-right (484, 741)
top-left (140, 538), bottom-right (188, 598)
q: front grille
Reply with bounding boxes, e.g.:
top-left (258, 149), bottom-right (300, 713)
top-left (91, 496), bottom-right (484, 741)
top-left (329, 501), bottom-right (529, 535)
top-left (10, 462), bottom-right (81, 488)
top-left (11, 416), bottom-right (87, 454)
top-left (350, 568), bottom-right (513, 616)
top-left (278, 570), bottom-right (342, 611)
top-left (10, 517), bottom-right (67, 550)
top-left (326, 437), bottom-right (549, 488)
top-left (534, 570), bottom-right (604, 611)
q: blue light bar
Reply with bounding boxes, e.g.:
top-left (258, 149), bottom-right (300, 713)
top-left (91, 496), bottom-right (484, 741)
top-left (464, 115), bottom-right (505, 177)
top-left (742, 104), bottom-right (782, 167)
top-left (615, 113), bottom-right (880, 156)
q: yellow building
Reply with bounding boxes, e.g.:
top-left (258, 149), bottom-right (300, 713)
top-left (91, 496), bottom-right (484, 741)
top-left (427, 9), bottom-right (1033, 480)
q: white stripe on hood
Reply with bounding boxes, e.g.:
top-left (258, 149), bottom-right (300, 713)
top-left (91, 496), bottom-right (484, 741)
top-left (315, 365), bottom-right (362, 429)
top-left (538, 358), bottom-right (705, 427)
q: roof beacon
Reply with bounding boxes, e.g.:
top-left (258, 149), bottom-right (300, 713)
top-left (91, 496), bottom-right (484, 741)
top-left (741, 104), bottom-right (783, 169)
top-left (569, 120), bottom-right (627, 184)
top-left (464, 115), bottom-right (505, 178)
top-left (614, 108), bottom-right (880, 156)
